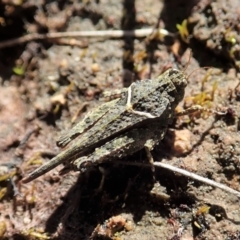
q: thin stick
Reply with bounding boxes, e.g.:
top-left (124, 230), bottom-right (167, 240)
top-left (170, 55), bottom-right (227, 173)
top-left (154, 162), bottom-right (240, 198)
top-left (115, 160), bottom-right (240, 198)
top-left (0, 28), bottom-right (173, 49)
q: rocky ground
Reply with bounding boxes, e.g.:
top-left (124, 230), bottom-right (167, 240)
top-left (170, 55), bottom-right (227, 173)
top-left (0, 0), bottom-right (240, 239)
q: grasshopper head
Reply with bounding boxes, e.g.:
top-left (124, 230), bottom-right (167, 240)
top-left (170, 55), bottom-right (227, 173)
top-left (166, 68), bottom-right (187, 103)
top-left (168, 68), bottom-right (187, 90)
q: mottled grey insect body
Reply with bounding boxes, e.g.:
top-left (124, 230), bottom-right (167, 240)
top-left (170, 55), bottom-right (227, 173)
top-left (22, 68), bottom-right (187, 183)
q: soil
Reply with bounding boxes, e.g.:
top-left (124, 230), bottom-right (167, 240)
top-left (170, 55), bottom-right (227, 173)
top-left (0, 0), bottom-right (240, 239)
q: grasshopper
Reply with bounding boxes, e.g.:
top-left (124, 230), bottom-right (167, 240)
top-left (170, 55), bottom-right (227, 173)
top-left (22, 68), bottom-right (187, 183)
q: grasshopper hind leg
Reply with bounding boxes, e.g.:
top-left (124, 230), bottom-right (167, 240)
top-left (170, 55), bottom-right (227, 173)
top-left (70, 125), bottom-right (166, 176)
top-left (70, 128), bottom-right (149, 171)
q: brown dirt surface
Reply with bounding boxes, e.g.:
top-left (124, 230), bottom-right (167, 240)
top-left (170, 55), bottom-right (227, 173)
top-left (0, 0), bottom-right (240, 239)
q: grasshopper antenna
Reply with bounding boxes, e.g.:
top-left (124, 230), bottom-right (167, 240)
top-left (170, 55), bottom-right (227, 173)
top-left (182, 50), bottom-right (192, 73)
top-left (181, 50), bottom-right (212, 82)
top-left (186, 66), bottom-right (211, 82)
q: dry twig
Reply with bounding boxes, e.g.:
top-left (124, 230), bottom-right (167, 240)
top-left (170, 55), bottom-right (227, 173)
top-left (115, 160), bottom-right (240, 198)
top-left (0, 28), bottom-right (172, 49)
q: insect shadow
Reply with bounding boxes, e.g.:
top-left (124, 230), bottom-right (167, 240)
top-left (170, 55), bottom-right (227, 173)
top-left (44, 151), bottom-right (199, 239)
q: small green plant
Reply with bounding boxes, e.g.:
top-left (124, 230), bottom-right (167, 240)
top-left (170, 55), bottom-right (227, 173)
top-left (224, 28), bottom-right (237, 45)
top-left (13, 65), bottom-right (25, 75)
top-left (176, 19), bottom-right (189, 43)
